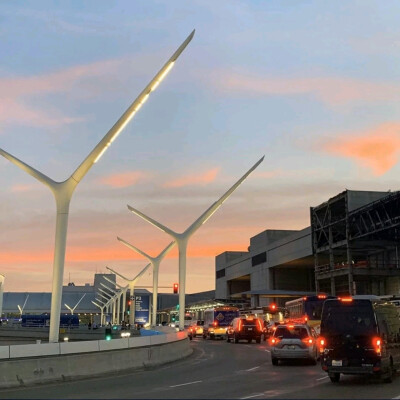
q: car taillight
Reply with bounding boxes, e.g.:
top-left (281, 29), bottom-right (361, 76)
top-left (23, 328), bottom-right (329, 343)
top-left (213, 321), bottom-right (218, 327)
top-left (302, 337), bottom-right (314, 346)
top-left (257, 319), bottom-right (263, 331)
top-left (318, 337), bottom-right (326, 353)
top-left (270, 337), bottom-right (280, 346)
top-left (238, 319), bottom-right (243, 331)
top-left (372, 337), bottom-right (382, 355)
top-left (339, 297), bottom-right (353, 302)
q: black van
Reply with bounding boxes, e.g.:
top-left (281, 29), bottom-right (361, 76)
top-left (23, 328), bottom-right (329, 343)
top-left (320, 295), bottom-right (400, 383)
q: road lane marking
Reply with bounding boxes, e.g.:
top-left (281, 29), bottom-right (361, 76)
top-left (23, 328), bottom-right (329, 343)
top-left (246, 366), bottom-right (260, 372)
top-left (391, 396), bottom-right (400, 399)
top-left (316, 376), bottom-right (329, 381)
top-left (264, 349), bottom-right (270, 352)
top-left (240, 394), bottom-right (264, 399)
top-left (170, 380), bottom-right (202, 388)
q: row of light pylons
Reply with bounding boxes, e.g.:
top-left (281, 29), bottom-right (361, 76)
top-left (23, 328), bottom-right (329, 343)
top-left (0, 28), bottom-right (264, 340)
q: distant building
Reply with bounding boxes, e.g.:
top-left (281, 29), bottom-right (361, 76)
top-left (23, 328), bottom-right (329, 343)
top-left (216, 190), bottom-right (400, 307)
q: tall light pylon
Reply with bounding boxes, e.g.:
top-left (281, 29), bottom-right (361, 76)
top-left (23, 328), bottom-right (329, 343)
top-left (104, 276), bottom-right (128, 323)
top-left (117, 238), bottom-right (175, 327)
top-left (92, 299), bottom-right (106, 325)
top-left (0, 30), bottom-right (195, 342)
top-left (127, 156), bottom-right (264, 330)
top-left (98, 287), bottom-right (118, 323)
top-left (106, 264), bottom-right (151, 325)
top-left (64, 293), bottom-right (86, 315)
top-left (0, 275), bottom-right (5, 320)
top-left (17, 294), bottom-right (29, 317)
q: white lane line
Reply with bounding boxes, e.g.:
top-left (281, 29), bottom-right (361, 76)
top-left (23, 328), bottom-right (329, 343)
top-left (264, 349), bottom-right (271, 353)
top-left (240, 394), bottom-right (264, 399)
top-left (246, 366), bottom-right (260, 372)
top-left (170, 380), bottom-right (202, 388)
top-left (391, 396), bottom-right (400, 399)
top-left (316, 376), bottom-right (329, 381)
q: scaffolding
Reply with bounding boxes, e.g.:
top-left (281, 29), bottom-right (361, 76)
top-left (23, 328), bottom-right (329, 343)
top-left (311, 190), bottom-right (400, 296)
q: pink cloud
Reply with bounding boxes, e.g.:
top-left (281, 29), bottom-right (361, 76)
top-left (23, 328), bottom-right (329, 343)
top-left (99, 171), bottom-right (149, 188)
top-left (321, 122), bottom-right (400, 175)
top-left (163, 167), bottom-right (220, 188)
top-left (213, 72), bottom-right (400, 106)
top-left (10, 183), bottom-right (38, 193)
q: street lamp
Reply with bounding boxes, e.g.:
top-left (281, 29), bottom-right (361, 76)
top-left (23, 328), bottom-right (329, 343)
top-left (64, 293), bottom-right (86, 315)
top-left (106, 264), bottom-right (151, 325)
top-left (104, 276), bottom-right (128, 323)
top-left (0, 30), bottom-right (195, 342)
top-left (117, 238), bottom-right (175, 327)
top-left (127, 156), bottom-right (264, 330)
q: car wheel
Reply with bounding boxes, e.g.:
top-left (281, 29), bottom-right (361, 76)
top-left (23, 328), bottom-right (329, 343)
top-left (383, 365), bottom-right (393, 383)
top-left (203, 334), bottom-right (206, 339)
top-left (227, 336), bottom-right (230, 343)
top-left (271, 357), bottom-right (278, 366)
top-left (256, 337), bottom-right (261, 344)
top-left (329, 373), bottom-right (340, 383)
top-left (234, 334), bottom-right (239, 343)
top-left (248, 339), bottom-right (252, 343)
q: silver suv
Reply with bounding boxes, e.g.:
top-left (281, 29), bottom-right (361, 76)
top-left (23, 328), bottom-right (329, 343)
top-left (270, 323), bottom-right (318, 365)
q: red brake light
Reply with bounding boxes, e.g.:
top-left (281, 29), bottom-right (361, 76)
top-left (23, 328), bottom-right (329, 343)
top-left (288, 325), bottom-right (294, 328)
top-left (213, 321), bottom-right (218, 327)
top-left (340, 297), bottom-right (353, 302)
top-left (257, 319), bottom-right (263, 331)
top-left (304, 316), bottom-right (308, 322)
top-left (238, 319), bottom-right (243, 331)
top-left (318, 337), bottom-right (326, 353)
top-left (302, 337), bottom-right (314, 346)
top-left (317, 294), bottom-right (327, 299)
top-left (372, 337), bottom-right (382, 355)
top-left (270, 337), bottom-right (280, 346)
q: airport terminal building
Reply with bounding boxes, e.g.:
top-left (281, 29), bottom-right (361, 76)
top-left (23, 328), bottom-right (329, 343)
top-left (216, 190), bottom-right (400, 307)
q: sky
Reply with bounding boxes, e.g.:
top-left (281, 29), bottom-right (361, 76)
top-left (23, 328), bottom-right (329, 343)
top-left (1, 0), bottom-right (400, 293)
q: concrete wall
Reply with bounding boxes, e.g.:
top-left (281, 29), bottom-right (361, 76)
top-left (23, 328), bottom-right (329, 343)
top-left (0, 332), bottom-right (191, 388)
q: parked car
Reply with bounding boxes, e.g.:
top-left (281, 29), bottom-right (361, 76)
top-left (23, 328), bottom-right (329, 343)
top-left (269, 323), bottom-right (318, 365)
top-left (319, 296), bottom-right (400, 383)
top-left (226, 316), bottom-right (263, 344)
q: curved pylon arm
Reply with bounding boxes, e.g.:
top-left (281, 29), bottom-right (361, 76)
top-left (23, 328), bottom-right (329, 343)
top-left (104, 276), bottom-right (127, 290)
top-left (71, 30), bottom-right (195, 182)
top-left (0, 149), bottom-right (55, 189)
top-left (73, 293), bottom-right (86, 309)
top-left (186, 156), bottom-right (264, 234)
top-left (92, 300), bottom-right (104, 309)
top-left (99, 288), bottom-right (114, 298)
top-left (117, 237), bottom-right (176, 262)
top-left (126, 206), bottom-right (177, 238)
top-left (94, 298), bottom-right (106, 306)
top-left (106, 263), bottom-right (151, 283)
top-left (64, 304), bottom-right (73, 312)
top-left (98, 293), bottom-right (111, 302)
top-left (100, 282), bottom-right (116, 292)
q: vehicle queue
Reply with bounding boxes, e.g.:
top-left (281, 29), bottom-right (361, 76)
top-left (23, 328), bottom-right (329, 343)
top-left (186, 295), bottom-right (400, 385)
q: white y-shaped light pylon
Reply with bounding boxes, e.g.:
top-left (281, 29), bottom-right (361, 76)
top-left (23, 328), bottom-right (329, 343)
top-left (97, 292), bottom-right (114, 322)
top-left (103, 276), bottom-right (128, 324)
top-left (17, 294), bottom-right (29, 317)
top-left (117, 238), bottom-right (175, 327)
top-left (0, 30), bottom-right (194, 343)
top-left (0, 275), bottom-right (5, 319)
top-left (98, 287), bottom-right (118, 323)
top-left (106, 264), bottom-right (151, 325)
top-left (100, 282), bottom-right (123, 324)
top-left (64, 293), bottom-right (86, 315)
top-left (92, 300), bottom-right (106, 326)
top-left (127, 156), bottom-right (264, 330)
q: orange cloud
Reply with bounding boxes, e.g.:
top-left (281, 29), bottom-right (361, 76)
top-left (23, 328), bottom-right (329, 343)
top-left (213, 72), bottom-right (399, 106)
top-left (163, 168), bottom-right (220, 188)
top-left (99, 171), bottom-right (149, 188)
top-left (321, 122), bottom-right (400, 175)
top-left (10, 183), bottom-right (38, 193)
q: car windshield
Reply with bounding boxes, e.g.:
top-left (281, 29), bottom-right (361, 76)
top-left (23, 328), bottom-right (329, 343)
top-left (275, 326), bottom-right (309, 339)
top-left (321, 301), bottom-right (377, 336)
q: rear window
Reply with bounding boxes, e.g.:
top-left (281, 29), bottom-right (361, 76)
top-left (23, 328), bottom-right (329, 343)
top-left (321, 300), bottom-right (377, 336)
top-left (197, 321), bottom-right (204, 326)
top-left (275, 326), bottom-right (309, 339)
top-left (242, 319), bottom-right (258, 325)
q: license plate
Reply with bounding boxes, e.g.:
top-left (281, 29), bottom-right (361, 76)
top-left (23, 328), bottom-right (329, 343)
top-left (248, 328), bottom-right (253, 331)
top-left (289, 345), bottom-right (295, 349)
top-left (332, 360), bottom-right (342, 366)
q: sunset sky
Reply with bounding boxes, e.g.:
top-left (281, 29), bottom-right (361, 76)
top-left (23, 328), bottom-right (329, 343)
top-left (1, 1), bottom-right (400, 293)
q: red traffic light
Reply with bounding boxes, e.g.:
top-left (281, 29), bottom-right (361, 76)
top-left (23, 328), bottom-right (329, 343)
top-left (173, 283), bottom-right (179, 294)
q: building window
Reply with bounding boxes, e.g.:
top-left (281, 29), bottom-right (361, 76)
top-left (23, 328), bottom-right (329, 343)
top-left (216, 268), bottom-right (226, 279)
top-left (252, 252), bottom-right (267, 267)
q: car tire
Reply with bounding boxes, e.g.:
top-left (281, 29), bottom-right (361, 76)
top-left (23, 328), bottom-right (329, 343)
top-left (329, 373), bottom-right (340, 383)
top-left (234, 334), bottom-right (239, 343)
top-left (256, 337), bottom-right (261, 344)
top-left (383, 365), bottom-right (393, 383)
top-left (248, 339), bottom-right (252, 343)
top-left (271, 357), bottom-right (278, 366)
top-left (227, 336), bottom-right (230, 343)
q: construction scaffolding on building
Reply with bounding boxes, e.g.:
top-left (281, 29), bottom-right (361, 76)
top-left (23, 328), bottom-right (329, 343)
top-left (311, 190), bottom-right (400, 296)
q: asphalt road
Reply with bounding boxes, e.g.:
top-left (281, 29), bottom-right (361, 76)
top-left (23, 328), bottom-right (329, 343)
top-left (1, 337), bottom-right (400, 399)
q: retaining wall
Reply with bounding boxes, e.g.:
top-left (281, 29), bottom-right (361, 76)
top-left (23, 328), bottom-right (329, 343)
top-left (0, 331), bottom-right (191, 388)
